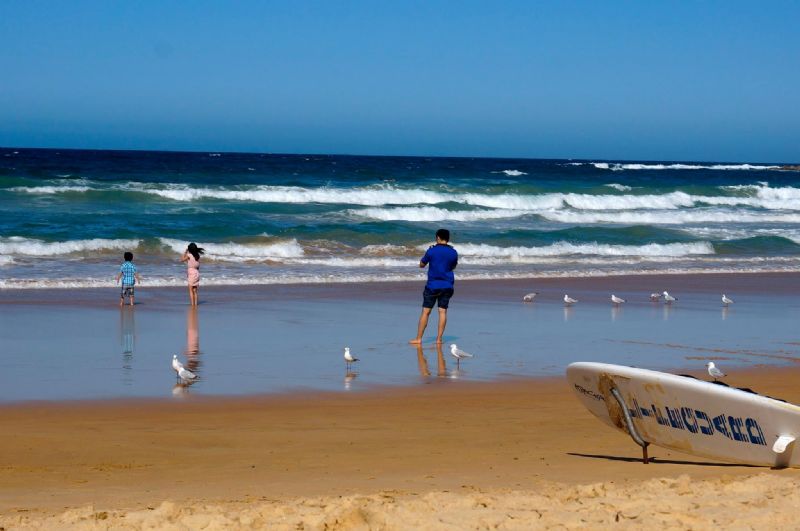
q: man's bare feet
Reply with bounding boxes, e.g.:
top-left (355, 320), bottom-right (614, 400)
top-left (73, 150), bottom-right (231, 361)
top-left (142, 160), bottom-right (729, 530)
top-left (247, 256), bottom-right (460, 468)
top-left (435, 339), bottom-right (443, 344)
top-left (409, 338), bottom-right (422, 345)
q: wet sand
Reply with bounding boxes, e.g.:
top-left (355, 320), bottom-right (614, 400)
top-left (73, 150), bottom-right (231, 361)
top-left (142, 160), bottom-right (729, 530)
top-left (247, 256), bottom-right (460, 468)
top-left (2, 273), bottom-right (800, 528)
top-left (2, 272), bottom-right (800, 403)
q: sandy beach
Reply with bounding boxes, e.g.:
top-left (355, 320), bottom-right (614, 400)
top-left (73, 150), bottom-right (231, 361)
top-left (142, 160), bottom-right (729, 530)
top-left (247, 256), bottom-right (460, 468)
top-left (1, 273), bottom-right (800, 528)
top-left (2, 367), bottom-right (800, 529)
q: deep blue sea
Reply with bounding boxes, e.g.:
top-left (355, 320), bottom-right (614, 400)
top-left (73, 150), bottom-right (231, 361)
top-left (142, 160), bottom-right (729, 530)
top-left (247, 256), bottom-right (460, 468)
top-left (1, 148), bottom-right (799, 289)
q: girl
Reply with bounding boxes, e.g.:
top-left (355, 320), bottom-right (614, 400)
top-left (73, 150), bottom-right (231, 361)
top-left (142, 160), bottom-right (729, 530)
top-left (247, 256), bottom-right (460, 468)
top-left (181, 242), bottom-right (205, 306)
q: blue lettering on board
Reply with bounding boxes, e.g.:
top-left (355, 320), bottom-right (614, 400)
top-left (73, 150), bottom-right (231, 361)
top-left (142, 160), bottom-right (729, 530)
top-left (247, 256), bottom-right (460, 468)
top-left (681, 407), bottom-right (699, 434)
top-left (745, 418), bottom-right (767, 446)
top-left (665, 407), bottom-right (685, 430)
top-left (651, 405), bottom-right (670, 426)
top-left (694, 410), bottom-right (714, 436)
top-left (713, 414), bottom-right (732, 439)
top-left (729, 416), bottom-right (748, 442)
top-left (579, 386), bottom-right (770, 448)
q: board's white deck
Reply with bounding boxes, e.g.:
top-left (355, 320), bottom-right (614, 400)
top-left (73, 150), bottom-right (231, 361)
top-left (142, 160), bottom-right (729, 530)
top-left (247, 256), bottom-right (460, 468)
top-left (567, 362), bottom-right (800, 467)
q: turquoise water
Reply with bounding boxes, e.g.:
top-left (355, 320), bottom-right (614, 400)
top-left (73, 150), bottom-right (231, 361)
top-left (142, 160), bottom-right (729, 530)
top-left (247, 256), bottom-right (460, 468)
top-left (2, 148), bottom-right (800, 288)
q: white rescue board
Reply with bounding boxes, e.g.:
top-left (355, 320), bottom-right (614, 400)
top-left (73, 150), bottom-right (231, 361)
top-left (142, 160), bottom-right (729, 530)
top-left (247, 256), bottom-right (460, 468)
top-left (567, 362), bottom-right (800, 467)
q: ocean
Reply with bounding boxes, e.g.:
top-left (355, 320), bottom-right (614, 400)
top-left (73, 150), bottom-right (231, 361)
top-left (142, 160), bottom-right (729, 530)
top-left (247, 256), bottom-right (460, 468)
top-left (1, 148), bottom-right (799, 289)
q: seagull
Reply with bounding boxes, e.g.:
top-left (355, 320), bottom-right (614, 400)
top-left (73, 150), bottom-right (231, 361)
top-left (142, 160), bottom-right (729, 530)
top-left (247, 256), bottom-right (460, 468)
top-left (611, 294), bottom-right (626, 305)
top-left (706, 361), bottom-right (726, 381)
top-left (449, 344), bottom-right (474, 366)
top-left (663, 291), bottom-right (677, 304)
top-left (649, 292), bottom-right (662, 301)
top-left (172, 354), bottom-right (197, 382)
top-left (722, 294), bottom-right (734, 305)
top-left (564, 294), bottom-right (578, 306)
top-left (522, 292), bottom-right (539, 302)
top-left (344, 347), bottom-right (359, 370)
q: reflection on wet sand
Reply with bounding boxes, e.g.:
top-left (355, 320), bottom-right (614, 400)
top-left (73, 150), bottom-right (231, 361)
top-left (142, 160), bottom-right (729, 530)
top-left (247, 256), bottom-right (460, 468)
top-left (119, 307), bottom-right (135, 384)
top-left (414, 344), bottom-right (449, 380)
top-left (563, 306), bottom-right (573, 322)
top-left (344, 371), bottom-right (357, 390)
top-left (416, 345), bottom-right (430, 377)
top-left (185, 307), bottom-right (200, 373)
top-left (173, 307), bottom-right (201, 395)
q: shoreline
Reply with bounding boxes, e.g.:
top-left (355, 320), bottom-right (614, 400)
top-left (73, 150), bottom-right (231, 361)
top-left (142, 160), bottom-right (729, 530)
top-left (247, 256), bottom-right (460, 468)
top-left (2, 269), bottom-right (799, 299)
top-left (2, 268), bottom-right (800, 293)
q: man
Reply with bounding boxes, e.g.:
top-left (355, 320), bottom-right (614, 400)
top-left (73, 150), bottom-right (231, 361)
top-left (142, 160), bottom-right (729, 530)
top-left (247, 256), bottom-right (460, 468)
top-left (410, 228), bottom-right (458, 345)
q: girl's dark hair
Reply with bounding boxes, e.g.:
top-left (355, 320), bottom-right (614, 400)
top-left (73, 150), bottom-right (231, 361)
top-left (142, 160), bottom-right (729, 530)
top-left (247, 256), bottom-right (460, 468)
top-left (187, 242), bottom-right (205, 260)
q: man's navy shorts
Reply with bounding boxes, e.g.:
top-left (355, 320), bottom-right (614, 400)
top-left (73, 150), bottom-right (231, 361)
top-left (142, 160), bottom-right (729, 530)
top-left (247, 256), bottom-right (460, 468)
top-left (422, 287), bottom-right (454, 309)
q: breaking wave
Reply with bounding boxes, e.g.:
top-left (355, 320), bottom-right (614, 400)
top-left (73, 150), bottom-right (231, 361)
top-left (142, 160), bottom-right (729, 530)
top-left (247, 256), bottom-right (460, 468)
top-left (0, 237), bottom-right (139, 256)
top-left (157, 238), bottom-right (305, 261)
top-left (6, 181), bottom-right (800, 211)
top-left (350, 206), bottom-right (526, 222)
top-left (455, 241), bottom-right (714, 258)
top-left (574, 162), bottom-right (781, 171)
top-left (539, 210), bottom-right (800, 225)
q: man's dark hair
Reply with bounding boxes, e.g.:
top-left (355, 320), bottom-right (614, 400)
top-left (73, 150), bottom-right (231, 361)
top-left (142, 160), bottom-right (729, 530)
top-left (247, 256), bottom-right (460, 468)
top-left (124, 252), bottom-right (133, 261)
top-left (435, 229), bottom-right (450, 242)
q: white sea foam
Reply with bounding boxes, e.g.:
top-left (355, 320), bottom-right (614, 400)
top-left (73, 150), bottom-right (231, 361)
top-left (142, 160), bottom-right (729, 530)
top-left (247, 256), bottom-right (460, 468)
top-left (0, 255), bottom-right (14, 266)
top-left (0, 237), bottom-right (140, 256)
top-left (136, 183), bottom-right (455, 206)
top-left (539, 210), bottom-right (800, 224)
top-left (351, 206), bottom-right (526, 222)
top-left (9, 185), bottom-right (92, 194)
top-left (500, 169), bottom-right (527, 176)
top-left (454, 241), bottom-right (714, 258)
top-left (141, 183), bottom-right (800, 212)
top-left (9, 180), bottom-right (800, 212)
top-left (360, 244), bottom-right (419, 255)
top-left (158, 238), bottom-right (304, 261)
top-left (4, 259), bottom-right (800, 289)
top-left (604, 183), bottom-right (632, 191)
top-left (586, 162), bottom-right (781, 171)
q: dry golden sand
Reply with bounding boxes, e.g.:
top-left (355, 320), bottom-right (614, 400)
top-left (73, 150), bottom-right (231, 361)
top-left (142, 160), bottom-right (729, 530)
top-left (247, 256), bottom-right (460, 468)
top-left (4, 474), bottom-right (800, 530)
top-left (3, 367), bottom-right (800, 529)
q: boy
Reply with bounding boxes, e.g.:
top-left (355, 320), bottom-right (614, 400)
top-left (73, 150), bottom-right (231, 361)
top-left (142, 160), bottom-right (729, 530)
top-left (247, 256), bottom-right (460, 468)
top-left (410, 228), bottom-right (458, 344)
top-left (116, 252), bottom-right (141, 306)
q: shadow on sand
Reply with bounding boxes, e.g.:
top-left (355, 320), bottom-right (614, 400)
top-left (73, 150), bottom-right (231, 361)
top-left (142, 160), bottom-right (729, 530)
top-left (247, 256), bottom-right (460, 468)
top-left (567, 452), bottom-right (762, 468)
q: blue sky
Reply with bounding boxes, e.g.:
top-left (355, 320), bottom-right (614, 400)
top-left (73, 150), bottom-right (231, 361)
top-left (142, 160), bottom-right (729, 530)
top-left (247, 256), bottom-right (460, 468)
top-left (1, 1), bottom-right (798, 161)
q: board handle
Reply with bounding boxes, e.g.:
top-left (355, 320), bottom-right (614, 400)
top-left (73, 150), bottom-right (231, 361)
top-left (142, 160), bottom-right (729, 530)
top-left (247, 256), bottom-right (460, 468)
top-left (609, 387), bottom-right (650, 464)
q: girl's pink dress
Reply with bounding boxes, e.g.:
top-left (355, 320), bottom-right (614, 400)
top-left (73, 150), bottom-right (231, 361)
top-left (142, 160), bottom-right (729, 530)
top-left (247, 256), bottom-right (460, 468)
top-left (186, 255), bottom-right (200, 287)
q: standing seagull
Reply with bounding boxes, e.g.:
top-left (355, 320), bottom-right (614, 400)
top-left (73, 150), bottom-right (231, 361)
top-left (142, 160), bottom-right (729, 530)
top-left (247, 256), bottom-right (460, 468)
top-left (611, 294), bottom-right (626, 305)
top-left (344, 347), bottom-right (359, 370)
top-left (171, 354), bottom-right (197, 382)
top-left (706, 361), bottom-right (726, 382)
top-left (663, 291), bottom-right (677, 304)
top-left (564, 294), bottom-right (578, 306)
top-left (449, 344), bottom-right (474, 366)
top-left (722, 294), bottom-right (734, 306)
top-left (522, 292), bottom-right (539, 302)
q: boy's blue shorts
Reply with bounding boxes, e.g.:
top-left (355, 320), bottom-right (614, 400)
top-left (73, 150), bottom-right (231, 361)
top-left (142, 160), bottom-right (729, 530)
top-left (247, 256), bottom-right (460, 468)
top-left (422, 287), bottom-right (454, 309)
